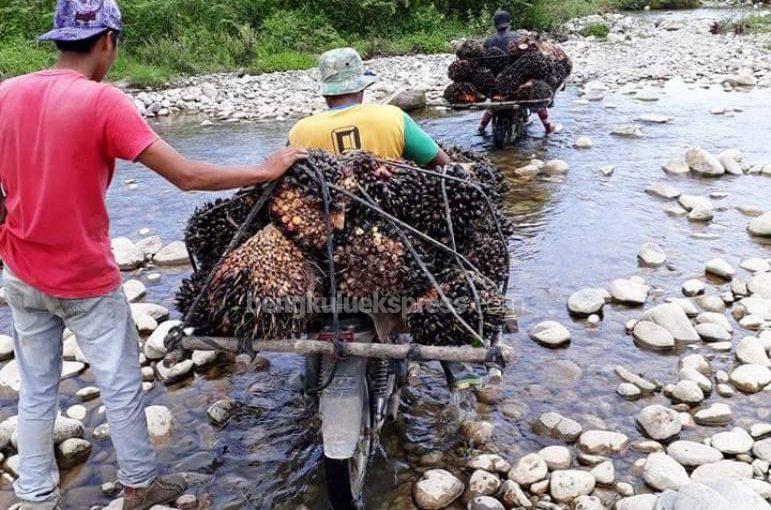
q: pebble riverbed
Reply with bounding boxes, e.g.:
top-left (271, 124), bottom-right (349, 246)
top-left (1, 5), bottom-right (771, 510)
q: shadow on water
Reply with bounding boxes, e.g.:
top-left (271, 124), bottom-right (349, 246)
top-left (2, 46), bottom-right (771, 508)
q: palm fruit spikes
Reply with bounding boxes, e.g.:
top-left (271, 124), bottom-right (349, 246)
top-left (456, 39), bottom-right (485, 61)
top-left (448, 59), bottom-right (479, 83)
top-left (443, 82), bottom-right (484, 104)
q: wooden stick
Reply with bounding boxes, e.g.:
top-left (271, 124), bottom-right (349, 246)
top-left (181, 336), bottom-right (514, 364)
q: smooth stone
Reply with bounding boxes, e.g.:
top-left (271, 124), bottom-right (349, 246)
top-left (695, 294), bottom-right (726, 314)
top-left (704, 478), bottom-right (769, 510)
top-left (549, 470), bottom-right (596, 502)
top-left (753, 438), bottom-right (771, 463)
top-left (633, 321), bottom-right (675, 350)
top-left (678, 195), bottom-right (713, 212)
top-left (0, 335), bottom-right (14, 361)
top-left (75, 386), bottom-right (100, 402)
top-left (749, 272), bottom-right (771, 299)
top-left (741, 258), bottom-right (771, 274)
top-left (666, 441), bottom-right (722, 467)
top-left (685, 148), bottom-right (725, 176)
top-left (468, 454), bottom-right (511, 474)
top-left (568, 288), bottom-right (607, 315)
top-left (711, 429), bottom-right (754, 455)
top-left (678, 368), bottom-right (712, 393)
top-left (55, 438), bottom-right (92, 469)
top-left (153, 241), bottom-right (190, 266)
top-left (691, 460), bottom-right (753, 483)
top-left (669, 380), bottom-right (704, 404)
top-left (663, 160), bottom-right (690, 175)
top-left (736, 337), bottom-right (769, 366)
top-left (66, 404), bottom-right (87, 422)
top-left (122, 279), bottom-right (146, 303)
top-left (615, 494), bottom-right (658, 510)
top-left (529, 321), bottom-right (571, 346)
top-left (574, 495), bottom-right (604, 510)
top-left (642, 453), bottom-right (689, 491)
top-left (638, 243), bottom-right (667, 266)
top-left (705, 258), bottom-right (735, 280)
top-left (414, 469), bottom-right (464, 510)
top-left (499, 480), bottom-right (530, 508)
top-left (155, 359), bottom-right (194, 384)
top-left (615, 365), bottom-right (657, 393)
top-left (748, 212), bottom-right (771, 238)
top-left (637, 405), bottom-right (682, 441)
top-left (590, 461), bottom-right (614, 485)
top-left (637, 114), bottom-right (672, 123)
top-left (611, 278), bottom-right (650, 305)
top-left (696, 312), bottom-right (732, 333)
top-left (144, 320), bottom-right (182, 360)
top-left (647, 182), bottom-right (681, 200)
top-left (574, 136), bottom-right (594, 149)
top-left (508, 453), bottom-right (548, 485)
top-left (538, 445), bottom-right (572, 470)
top-left (192, 350), bottom-right (218, 368)
top-left (207, 399), bottom-right (236, 426)
top-left (693, 403), bottom-right (733, 426)
top-left (611, 124), bottom-right (643, 137)
top-left (578, 430), bottom-right (629, 455)
top-left (111, 238), bottom-right (144, 270)
top-left (618, 382), bottom-right (642, 400)
top-left (729, 364), bottom-right (771, 393)
top-left (135, 235), bottom-right (163, 257)
top-left (673, 483), bottom-right (729, 510)
top-left (695, 323), bottom-right (731, 342)
top-left (468, 470), bottom-right (501, 497)
top-left (544, 159), bottom-right (569, 175)
top-left (467, 496), bottom-right (504, 510)
top-left (642, 303), bottom-right (700, 343)
top-left (145, 405), bottom-right (174, 440)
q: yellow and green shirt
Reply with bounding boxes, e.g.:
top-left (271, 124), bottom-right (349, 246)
top-left (288, 104), bottom-right (440, 165)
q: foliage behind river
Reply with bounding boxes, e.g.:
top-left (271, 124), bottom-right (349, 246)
top-left (0, 0), bottom-right (700, 86)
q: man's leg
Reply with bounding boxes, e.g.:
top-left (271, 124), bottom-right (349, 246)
top-left (478, 110), bottom-right (493, 134)
top-left (536, 108), bottom-right (558, 135)
top-left (61, 290), bottom-right (158, 488)
top-left (3, 271), bottom-right (64, 508)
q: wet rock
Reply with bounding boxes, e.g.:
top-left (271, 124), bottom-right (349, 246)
top-left (568, 288), bottom-right (607, 315)
top-left (749, 272), bottom-right (771, 299)
top-left (615, 494), bottom-right (658, 510)
top-left (667, 440), bottom-right (723, 468)
top-left (711, 428), bottom-right (754, 455)
top-left (674, 483), bottom-right (729, 510)
top-left (590, 460), bottom-right (614, 485)
top-left (538, 445), bottom-right (572, 470)
top-left (663, 159), bottom-right (689, 175)
top-left (92, 423), bottom-right (110, 441)
top-left (56, 438), bottom-right (92, 469)
top-left (685, 148), bottom-right (725, 176)
top-left (612, 278), bottom-right (650, 305)
top-left (705, 258), bottom-right (735, 280)
top-left (574, 495), bottom-right (604, 510)
top-left (468, 454), bottom-right (510, 474)
top-left (696, 312), bottom-right (732, 332)
top-left (135, 235), bottom-right (163, 257)
top-left (688, 206), bottom-right (714, 222)
top-left (705, 478), bottom-right (769, 510)
top-left (122, 279), bottom-right (146, 303)
top-left (638, 243), bottom-right (667, 266)
top-left (153, 241), bottom-right (190, 266)
top-left (54, 416), bottom-right (85, 445)
top-left (175, 494), bottom-right (198, 510)
top-left (389, 89), bottom-right (427, 111)
top-left (642, 303), bottom-right (700, 343)
top-left (192, 350), bottom-right (218, 368)
top-left (508, 453), bottom-right (547, 485)
top-left (536, 412), bottom-right (583, 442)
top-left (207, 398), bottom-right (236, 426)
top-left (574, 136), bottom-right (594, 149)
top-left (670, 380), bottom-right (705, 404)
top-left (111, 238), bottom-right (144, 270)
top-left (729, 364), bottom-right (771, 393)
top-left (748, 212), bottom-right (771, 238)
top-left (678, 368), bottom-right (712, 393)
top-left (691, 460), bottom-right (753, 483)
top-left (678, 194), bottom-right (713, 212)
top-left (156, 359), bottom-right (194, 384)
top-left (695, 323), bottom-right (731, 343)
top-left (611, 124), bottom-right (643, 137)
top-left (718, 151), bottom-right (743, 176)
top-left (529, 321), bottom-right (571, 347)
top-left (466, 496), bottom-right (504, 510)
top-left (66, 404), bottom-right (87, 422)
top-left (753, 438), bottom-right (771, 463)
top-left (637, 405), bottom-right (682, 441)
top-left (647, 182), bottom-right (681, 200)
top-left (642, 452), bottom-right (689, 491)
top-left (682, 280), bottom-right (706, 297)
top-left (693, 403), bottom-right (732, 426)
top-left (499, 480), bottom-right (531, 508)
top-left (544, 159), bottom-right (569, 175)
top-left (460, 421), bottom-right (494, 445)
top-left (0, 335), bottom-right (14, 361)
top-left (145, 405), bottom-right (174, 440)
top-left (635, 89), bottom-right (660, 102)
top-left (637, 114), bottom-right (672, 124)
top-left (618, 382), bottom-right (642, 400)
top-left (633, 321), bottom-right (675, 350)
top-left (740, 258), bottom-right (771, 274)
top-left (615, 365), bottom-right (657, 393)
top-left (578, 430), bottom-right (629, 454)
top-left (144, 319), bottom-right (182, 360)
top-left (549, 470), bottom-right (595, 502)
top-left (695, 294), bottom-right (726, 313)
top-left (413, 469), bottom-right (464, 509)
top-left (736, 337), bottom-right (769, 366)
top-left (468, 469), bottom-right (501, 497)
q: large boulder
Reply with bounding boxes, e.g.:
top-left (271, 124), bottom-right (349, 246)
top-left (388, 89), bottom-right (427, 112)
top-left (685, 148), bottom-right (725, 176)
top-left (729, 364), bottom-right (771, 393)
top-left (641, 303), bottom-right (700, 343)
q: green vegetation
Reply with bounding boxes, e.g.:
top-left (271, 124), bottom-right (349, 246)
top-left (614, 0), bottom-right (700, 8)
top-left (580, 23), bottom-right (611, 39)
top-left (711, 14), bottom-right (771, 35)
top-left (0, 0), bottom-right (700, 86)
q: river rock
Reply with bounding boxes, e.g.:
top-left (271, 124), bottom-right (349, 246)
top-left (92, 423), bottom-right (110, 440)
top-left (615, 494), bottom-right (658, 510)
top-left (111, 238), bottom-right (144, 270)
top-left (647, 182), bottom-right (681, 200)
top-left (686, 148), bottom-right (725, 176)
top-left (153, 241), bottom-right (190, 266)
top-left (740, 258), bottom-right (771, 274)
top-left (695, 323), bottom-right (731, 342)
top-left (674, 483), bottom-right (730, 510)
top-left (529, 321), bottom-right (571, 346)
top-left (748, 213), bottom-right (771, 237)
top-left (729, 364), bottom-right (771, 393)
top-left (706, 258), bottom-right (735, 280)
top-left (468, 469), bottom-right (501, 497)
top-left (642, 453), bottom-right (689, 491)
top-left (670, 380), bottom-right (704, 404)
top-left (145, 405), bottom-right (174, 440)
top-left (694, 403), bottom-right (732, 426)
top-left (642, 303), bottom-right (700, 343)
top-left (718, 151), bottom-right (743, 176)
top-left (633, 321), bottom-right (675, 350)
top-left (736, 337), bottom-right (769, 366)
top-left (536, 412), bottom-right (583, 442)
top-left (750, 423), bottom-right (771, 439)
top-left (75, 386), bottom-right (100, 402)
top-left (56, 438), bottom-right (92, 469)
top-left (413, 469), bottom-right (464, 509)
top-left (696, 312), bottom-right (732, 332)
top-left (679, 368), bottom-right (712, 392)
top-left (546, 470), bottom-right (594, 502)
top-left (618, 382), bottom-right (642, 399)
top-left (682, 279), bottom-right (706, 297)
top-left (663, 159), bottom-right (690, 175)
top-left (156, 359), bottom-right (194, 384)
top-left (467, 496), bottom-right (504, 510)
top-left (460, 420), bottom-right (494, 445)
top-left (0, 335), bottom-right (14, 361)
top-left (508, 453), bottom-right (547, 485)
top-left (705, 478), bottom-right (769, 510)
top-left (144, 319), bottom-right (182, 360)
top-left (688, 205), bottom-right (714, 222)
top-left (749, 273), bottom-right (771, 300)
top-left (637, 405), bottom-right (682, 441)
top-left (711, 428), bottom-right (754, 455)
top-left (123, 279), bottom-right (146, 303)
top-left (638, 243), bottom-right (667, 266)
top-left (635, 89), bottom-right (660, 101)
top-left (498, 480), bottom-right (530, 508)
top-left (615, 365), bottom-right (657, 393)
top-left (753, 438), bottom-right (771, 463)
top-left (544, 159), bottom-right (570, 175)
top-left (667, 441), bottom-right (722, 467)
top-left (638, 114), bottom-right (672, 123)
top-left (691, 460), bottom-right (753, 483)
top-left (612, 124), bottom-right (643, 137)
top-left (568, 288), bottom-right (607, 315)
top-left (612, 278), bottom-right (650, 305)
top-left (741, 297), bottom-right (771, 320)
top-left (538, 445), bottom-right (572, 470)
top-left (135, 235), bottom-right (163, 257)
top-left (678, 194), bottom-right (713, 212)
top-left (192, 350), bottom-right (218, 368)
top-left (578, 430), bottom-right (629, 454)
top-left (468, 454), bottom-right (511, 474)
top-left (66, 404), bottom-right (87, 422)
top-left (574, 136), bottom-right (594, 148)
top-left (389, 89), bottom-right (427, 111)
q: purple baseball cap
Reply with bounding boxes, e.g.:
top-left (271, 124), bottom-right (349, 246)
top-left (39, 0), bottom-right (123, 42)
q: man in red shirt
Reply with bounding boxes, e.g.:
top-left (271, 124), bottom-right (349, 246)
top-left (0, 1), bottom-right (305, 509)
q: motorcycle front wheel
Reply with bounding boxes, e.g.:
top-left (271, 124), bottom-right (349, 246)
top-left (324, 410), bottom-right (372, 510)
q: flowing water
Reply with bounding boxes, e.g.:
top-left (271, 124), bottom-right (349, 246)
top-left (1, 8), bottom-right (771, 509)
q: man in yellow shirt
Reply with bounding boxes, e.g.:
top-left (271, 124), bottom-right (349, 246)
top-left (289, 48), bottom-right (450, 168)
top-left (290, 49), bottom-right (485, 391)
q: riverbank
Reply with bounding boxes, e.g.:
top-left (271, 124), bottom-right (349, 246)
top-left (126, 8), bottom-right (771, 125)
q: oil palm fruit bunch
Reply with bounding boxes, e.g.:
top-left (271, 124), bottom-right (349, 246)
top-left (507, 33), bottom-right (540, 61)
top-left (536, 40), bottom-right (572, 88)
top-left (270, 182), bottom-right (333, 252)
top-left (465, 230), bottom-right (510, 288)
top-left (440, 144), bottom-right (508, 200)
top-left (496, 52), bottom-right (553, 98)
top-left (441, 164), bottom-right (490, 240)
top-left (443, 82), bottom-right (484, 105)
top-left (280, 149), bottom-right (355, 213)
top-left (455, 39), bottom-right (485, 61)
top-left (511, 79), bottom-right (553, 101)
top-left (482, 46), bottom-right (511, 75)
top-left (184, 188), bottom-right (271, 274)
top-left (471, 67), bottom-right (498, 97)
top-left (206, 225), bottom-right (319, 339)
top-left (405, 269), bottom-right (508, 347)
top-left (448, 59), bottom-right (479, 83)
top-left (175, 270), bottom-right (213, 333)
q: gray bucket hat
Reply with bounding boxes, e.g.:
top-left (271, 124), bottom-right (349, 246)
top-left (39, 0), bottom-right (123, 42)
top-left (319, 48), bottom-right (376, 96)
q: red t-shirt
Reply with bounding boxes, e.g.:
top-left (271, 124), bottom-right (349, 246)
top-left (0, 69), bottom-right (158, 298)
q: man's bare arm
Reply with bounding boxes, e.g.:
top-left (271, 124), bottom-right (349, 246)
top-left (137, 140), bottom-right (306, 191)
top-left (426, 148), bottom-right (451, 169)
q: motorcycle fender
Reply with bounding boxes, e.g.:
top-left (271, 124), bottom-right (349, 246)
top-left (320, 357), bottom-right (367, 460)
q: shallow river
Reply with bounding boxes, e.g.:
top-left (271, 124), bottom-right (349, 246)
top-left (1, 10), bottom-right (771, 510)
